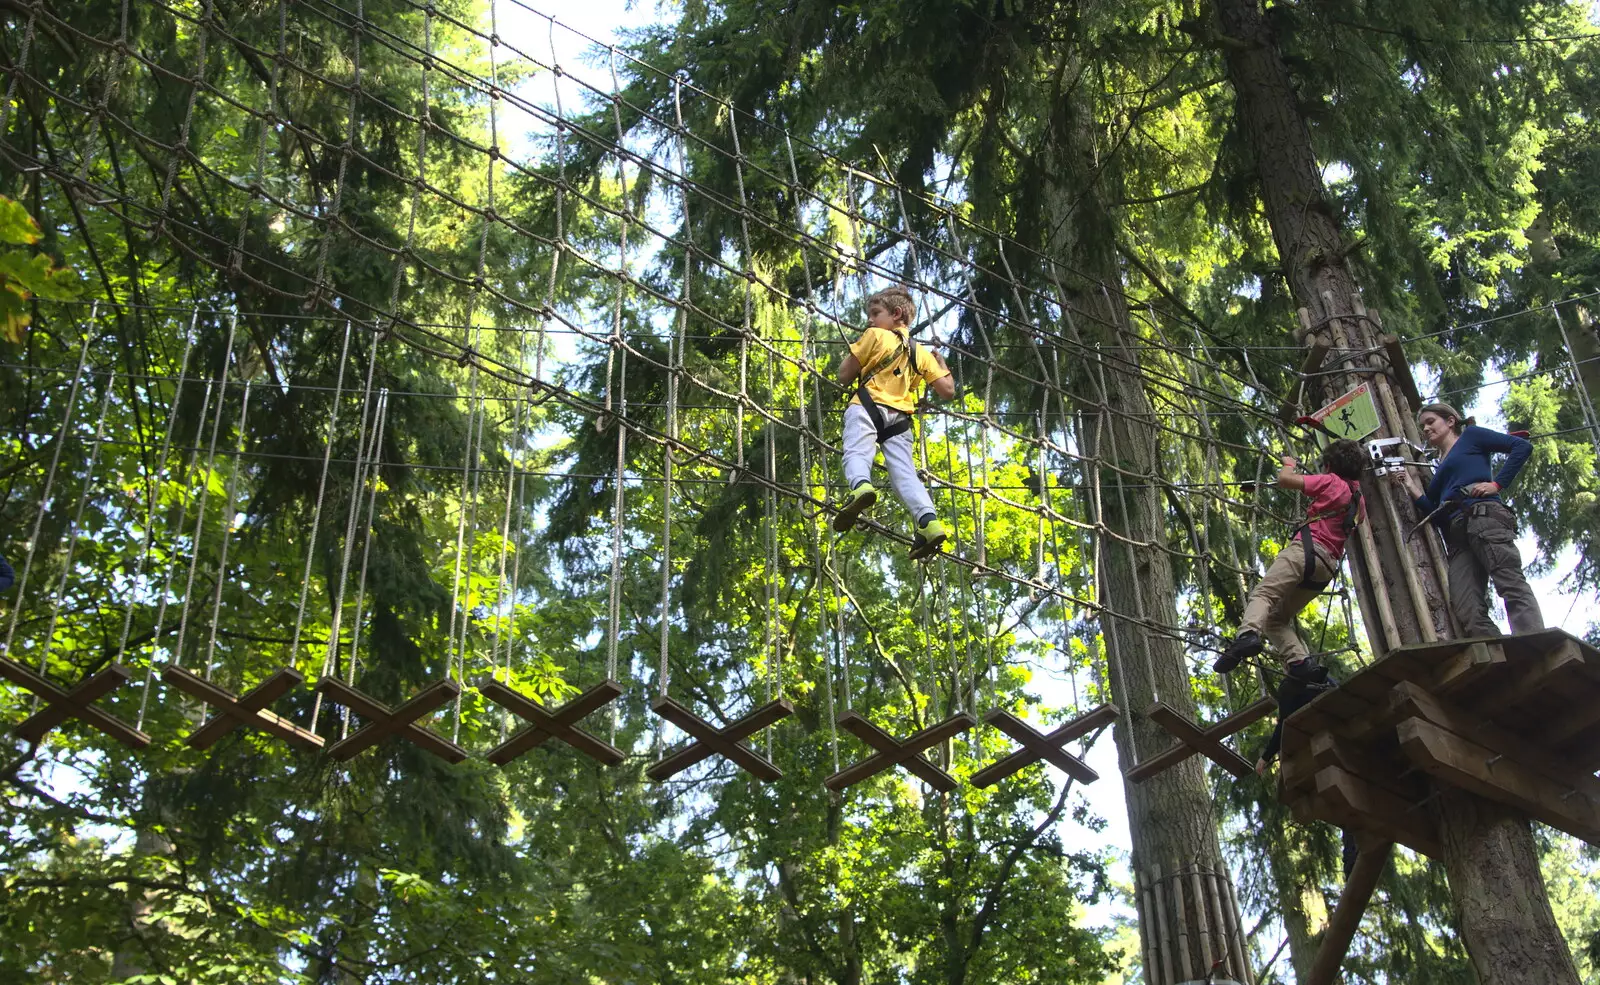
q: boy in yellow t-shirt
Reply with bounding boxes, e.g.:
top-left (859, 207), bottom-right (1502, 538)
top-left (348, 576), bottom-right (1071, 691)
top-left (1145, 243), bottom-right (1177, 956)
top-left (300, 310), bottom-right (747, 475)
top-left (832, 286), bottom-right (956, 559)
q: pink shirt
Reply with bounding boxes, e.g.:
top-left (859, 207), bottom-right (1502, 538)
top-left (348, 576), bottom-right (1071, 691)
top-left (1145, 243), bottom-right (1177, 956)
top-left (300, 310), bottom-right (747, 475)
top-left (1303, 474), bottom-right (1362, 557)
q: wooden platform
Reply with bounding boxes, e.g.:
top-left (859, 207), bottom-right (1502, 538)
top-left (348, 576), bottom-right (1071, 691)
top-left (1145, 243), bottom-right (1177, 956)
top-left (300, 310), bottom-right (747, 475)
top-left (1279, 629), bottom-right (1600, 857)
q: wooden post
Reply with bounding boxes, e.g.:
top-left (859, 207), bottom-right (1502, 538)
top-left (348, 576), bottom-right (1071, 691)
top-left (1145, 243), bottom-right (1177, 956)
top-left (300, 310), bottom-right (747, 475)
top-left (1136, 869), bottom-right (1156, 984)
top-left (1171, 872), bottom-right (1194, 983)
top-left (1306, 842), bottom-right (1392, 985)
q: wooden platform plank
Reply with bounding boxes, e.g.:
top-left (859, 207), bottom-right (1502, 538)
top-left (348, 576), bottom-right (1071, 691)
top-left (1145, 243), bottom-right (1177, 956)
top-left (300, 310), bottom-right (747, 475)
top-left (319, 679), bottom-right (468, 764)
top-left (1388, 680), bottom-right (1600, 805)
top-left (1398, 717), bottom-right (1600, 846)
top-left (648, 696), bottom-right (792, 782)
top-left (1550, 702), bottom-right (1600, 771)
top-left (1310, 731), bottom-right (1422, 804)
top-left (1495, 639), bottom-right (1583, 707)
top-left (482, 679), bottom-right (625, 766)
top-left (1314, 764), bottom-right (1442, 857)
top-left (1278, 630), bottom-right (1600, 851)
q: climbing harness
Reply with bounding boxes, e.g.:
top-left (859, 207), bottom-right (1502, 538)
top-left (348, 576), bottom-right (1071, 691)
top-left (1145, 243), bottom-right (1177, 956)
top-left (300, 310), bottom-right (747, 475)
top-left (1291, 478), bottom-right (1362, 590)
top-left (852, 328), bottom-right (925, 444)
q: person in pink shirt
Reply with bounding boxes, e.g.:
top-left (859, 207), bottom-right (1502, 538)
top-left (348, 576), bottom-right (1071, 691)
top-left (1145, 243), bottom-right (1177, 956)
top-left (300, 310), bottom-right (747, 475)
top-left (1213, 439), bottom-right (1366, 676)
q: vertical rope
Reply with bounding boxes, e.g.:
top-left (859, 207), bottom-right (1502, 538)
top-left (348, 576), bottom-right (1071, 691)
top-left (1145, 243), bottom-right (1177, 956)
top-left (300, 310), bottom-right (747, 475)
top-left (200, 379), bottom-right (256, 699)
top-left (288, 320), bottom-right (353, 673)
top-left (606, 351), bottom-right (629, 686)
top-left (534, 15), bottom-right (568, 386)
top-left (345, 389), bottom-right (391, 698)
top-left (658, 332), bottom-right (676, 698)
top-left (0, 5), bottom-right (38, 141)
top-left (34, 384), bottom-right (115, 689)
top-left (132, 314), bottom-right (199, 728)
top-left (311, 327), bottom-right (383, 732)
top-left (307, 0), bottom-right (362, 303)
top-left (172, 315), bottom-right (241, 674)
top-left (1094, 345), bottom-right (1163, 707)
top-left (3, 318), bottom-right (95, 662)
top-left (139, 372), bottom-right (220, 726)
top-left (726, 110), bottom-right (755, 480)
top-left (153, 0), bottom-right (215, 234)
top-left (1553, 303), bottom-right (1600, 467)
top-left (765, 342), bottom-right (781, 715)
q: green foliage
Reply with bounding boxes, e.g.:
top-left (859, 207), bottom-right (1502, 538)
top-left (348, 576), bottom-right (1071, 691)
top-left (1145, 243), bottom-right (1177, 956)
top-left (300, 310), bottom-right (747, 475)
top-left (0, 194), bottom-right (80, 343)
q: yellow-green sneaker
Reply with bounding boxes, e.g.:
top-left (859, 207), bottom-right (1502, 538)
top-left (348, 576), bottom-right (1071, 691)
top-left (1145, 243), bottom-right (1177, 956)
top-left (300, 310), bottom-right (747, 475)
top-left (909, 516), bottom-right (948, 560)
top-left (832, 481), bottom-right (878, 532)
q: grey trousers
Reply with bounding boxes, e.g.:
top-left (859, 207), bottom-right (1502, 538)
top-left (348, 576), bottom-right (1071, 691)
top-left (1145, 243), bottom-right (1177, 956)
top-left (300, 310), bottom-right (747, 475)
top-left (842, 403), bottom-right (935, 520)
top-left (1241, 538), bottom-right (1338, 664)
top-left (1444, 502), bottom-right (1543, 636)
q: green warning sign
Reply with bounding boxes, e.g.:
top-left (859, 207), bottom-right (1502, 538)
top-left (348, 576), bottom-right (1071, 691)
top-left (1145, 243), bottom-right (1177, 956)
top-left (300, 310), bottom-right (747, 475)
top-left (1311, 382), bottom-right (1382, 440)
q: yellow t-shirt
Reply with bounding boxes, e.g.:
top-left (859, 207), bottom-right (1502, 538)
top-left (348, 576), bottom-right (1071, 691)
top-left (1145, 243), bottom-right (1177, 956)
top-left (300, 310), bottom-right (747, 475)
top-left (848, 326), bottom-right (949, 414)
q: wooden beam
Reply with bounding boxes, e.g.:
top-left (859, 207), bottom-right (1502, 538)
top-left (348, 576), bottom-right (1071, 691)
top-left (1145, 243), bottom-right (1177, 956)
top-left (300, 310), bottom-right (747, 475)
top-left (1487, 639), bottom-right (1586, 713)
top-left (3, 659), bottom-right (151, 749)
top-left (481, 678), bottom-right (624, 766)
top-left (970, 703), bottom-right (1117, 788)
top-left (1430, 641), bottom-right (1507, 695)
top-left (1379, 334), bottom-right (1423, 413)
top-left (1285, 685), bottom-right (1374, 738)
top-left (824, 711), bottom-right (977, 792)
top-left (1308, 731), bottom-right (1421, 804)
top-left (319, 679), bottom-right (468, 764)
top-left (648, 696), bottom-right (792, 782)
top-left (1307, 841), bottom-right (1394, 985)
top-left (1126, 697), bottom-right (1275, 783)
top-left (1388, 680), bottom-right (1600, 805)
top-left (1397, 717), bottom-right (1600, 846)
top-left (1314, 763), bottom-right (1442, 857)
top-left (164, 665), bottom-right (324, 750)
top-left (1549, 697), bottom-right (1600, 754)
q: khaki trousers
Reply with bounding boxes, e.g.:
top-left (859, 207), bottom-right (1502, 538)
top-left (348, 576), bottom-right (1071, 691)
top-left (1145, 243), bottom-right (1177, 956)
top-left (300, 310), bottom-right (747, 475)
top-left (1241, 538), bottom-right (1337, 665)
top-left (1444, 502), bottom-right (1543, 636)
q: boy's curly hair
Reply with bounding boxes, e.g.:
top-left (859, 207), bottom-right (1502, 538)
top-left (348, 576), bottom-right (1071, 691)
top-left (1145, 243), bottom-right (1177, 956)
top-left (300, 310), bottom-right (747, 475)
top-left (1321, 439), bottom-right (1365, 481)
top-left (865, 286), bottom-right (916, 326)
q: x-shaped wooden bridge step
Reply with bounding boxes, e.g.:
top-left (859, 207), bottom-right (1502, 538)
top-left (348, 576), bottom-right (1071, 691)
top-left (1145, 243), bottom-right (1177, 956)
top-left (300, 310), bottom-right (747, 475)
top-left (647, 696), bottom-right (793, 782)
top-left (480, 678), bottom-right (625, 766)
top-left (163, 665), bottom-right (324, 751)
top-left (317, 679), bottom-right (468, 763)
top-left (0, 657), bottom-right (150, 749)
top-left (824, 710), bottom-right (978, 793)
top-left (971, 703), bottom-right (1119, 788)
top-left (1125, 696), bottom-right (1277, 783)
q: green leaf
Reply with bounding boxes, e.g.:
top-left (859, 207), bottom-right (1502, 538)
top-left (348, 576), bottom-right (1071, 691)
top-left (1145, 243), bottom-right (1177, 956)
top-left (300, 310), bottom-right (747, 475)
top-left (0, 195), bottom-right (41, 246)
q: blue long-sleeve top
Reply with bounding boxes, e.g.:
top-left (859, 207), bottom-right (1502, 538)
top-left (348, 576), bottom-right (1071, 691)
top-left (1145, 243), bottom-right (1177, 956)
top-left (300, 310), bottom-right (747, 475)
top-left (0, 554), bottom-right (12, 593)
top-left (1415, 425), bottom-right (1534, 526)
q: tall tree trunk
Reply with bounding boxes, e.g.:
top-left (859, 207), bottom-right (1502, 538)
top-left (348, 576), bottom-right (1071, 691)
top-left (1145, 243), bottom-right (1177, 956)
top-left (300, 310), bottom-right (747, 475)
top-left (1213, 1), bottom-right (1581, 981)
top-left (1044, 80), bottom-right (1253, 985)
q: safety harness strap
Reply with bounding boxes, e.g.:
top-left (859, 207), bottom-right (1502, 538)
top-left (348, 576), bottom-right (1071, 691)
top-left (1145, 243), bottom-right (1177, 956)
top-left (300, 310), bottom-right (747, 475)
top-left (1295, 479), bottom-right (1362, 590)
top-left (855, 335), bottom-right (921, 445)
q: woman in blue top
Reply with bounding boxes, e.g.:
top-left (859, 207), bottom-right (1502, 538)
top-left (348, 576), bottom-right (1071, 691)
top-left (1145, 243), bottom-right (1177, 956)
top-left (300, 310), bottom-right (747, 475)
top-left (1393, 402), bottom-right (1542, 636)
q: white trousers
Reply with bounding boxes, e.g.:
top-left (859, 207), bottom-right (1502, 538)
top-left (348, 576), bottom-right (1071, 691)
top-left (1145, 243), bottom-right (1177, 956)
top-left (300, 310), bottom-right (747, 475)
top-left (842, 403), bottom-right (935, 520)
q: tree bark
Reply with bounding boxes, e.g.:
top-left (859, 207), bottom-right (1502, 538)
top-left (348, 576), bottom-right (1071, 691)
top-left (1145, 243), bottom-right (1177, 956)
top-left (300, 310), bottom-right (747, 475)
top-left (1044, 77), bottom-right (1252, 985)
top-left (1213, 0), bottom-right (1581, 981)
top-left (1430, 788), bottom-right (1581, 983)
